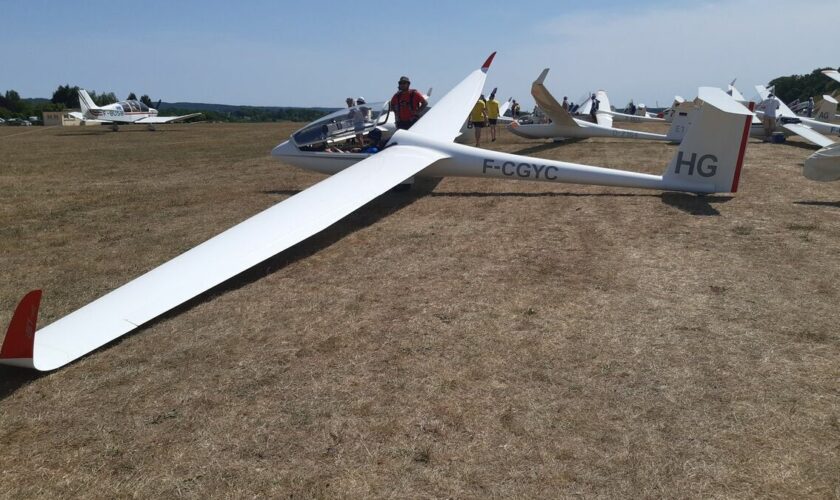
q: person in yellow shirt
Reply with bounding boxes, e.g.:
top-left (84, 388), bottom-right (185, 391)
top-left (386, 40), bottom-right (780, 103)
top-left (469, 95), bottom-right (488, 147)
top-left (486, 91), bottom-right (500, 142)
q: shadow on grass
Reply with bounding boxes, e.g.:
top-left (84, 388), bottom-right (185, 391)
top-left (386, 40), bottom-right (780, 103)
top-left (661, 193), bottom-right (733, 216)
top-left (794, 200), bottom-right (840, 209)
top-left (0, 177), bottom-right (442, 399)
top-left (512, 139), bottom-right (584, 156)
top-left (0, 368), bottom-right (44, 399)
top-left (57, 128), bottom-right (188, 136)
top-left (777, 141), bottom-right (821, 152)
top-left (429, 191), bottom-right (660, 198)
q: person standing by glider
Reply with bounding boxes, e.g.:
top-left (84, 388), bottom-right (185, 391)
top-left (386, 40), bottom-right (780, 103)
top-left (486, 90), bottom-right (500, 142)
top-left (390, 76), bottom-right (428, 130)
top-left (468, 95), bottom-right (489, 147)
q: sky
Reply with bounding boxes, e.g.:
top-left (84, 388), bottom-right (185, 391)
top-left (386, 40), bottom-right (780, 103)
top-left (1, 0), bottom-right (837, 109)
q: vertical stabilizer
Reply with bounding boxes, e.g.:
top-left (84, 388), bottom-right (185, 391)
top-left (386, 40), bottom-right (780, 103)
top-left (815, 95), bottom-right (838, 123)
top-left (77, 89), bottom-right (100, 118)
top-left (663, 88), bottom-right (753, 193)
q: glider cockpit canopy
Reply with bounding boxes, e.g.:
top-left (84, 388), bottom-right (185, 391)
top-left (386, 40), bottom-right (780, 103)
top-left (292, 102), bottom-right (388, 148)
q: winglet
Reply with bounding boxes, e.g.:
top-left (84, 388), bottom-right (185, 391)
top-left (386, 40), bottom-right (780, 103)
top-left (535, 68), bottom-right (549, 85)
top-left (481, 52), bottom-right (497, 73)
top-left (0, 290), bottom-right (42, 361)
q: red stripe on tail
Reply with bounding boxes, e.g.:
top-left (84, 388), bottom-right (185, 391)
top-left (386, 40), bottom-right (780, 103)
top-left (0, 290), bottom-right (42, 360)
top-left (730, 102), bottom-right (755, 193)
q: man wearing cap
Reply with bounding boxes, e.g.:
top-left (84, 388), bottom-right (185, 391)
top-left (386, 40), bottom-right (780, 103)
top-left (390, 76), bottom-right (428, 130)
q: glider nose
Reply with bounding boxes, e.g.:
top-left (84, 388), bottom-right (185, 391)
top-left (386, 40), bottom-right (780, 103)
top-left (271, 140), bottom-right (297, 159)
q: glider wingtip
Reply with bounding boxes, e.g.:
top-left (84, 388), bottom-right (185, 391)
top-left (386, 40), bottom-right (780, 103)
top-left (0, 290), bottom-right (42, 361)
top-left (481, 52), bottom-right (497, 72)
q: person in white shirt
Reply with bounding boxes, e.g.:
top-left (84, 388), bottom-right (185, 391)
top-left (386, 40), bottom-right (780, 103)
top-left (761, 94), bottom-right (780, 140)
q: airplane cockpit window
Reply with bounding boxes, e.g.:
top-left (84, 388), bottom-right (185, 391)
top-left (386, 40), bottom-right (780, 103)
top-left (138, 102), bottom-right (149, 112)
top-left (292, 102), bottom-right (387, 149)
top-left (121, 103), bottom-right (131, 112)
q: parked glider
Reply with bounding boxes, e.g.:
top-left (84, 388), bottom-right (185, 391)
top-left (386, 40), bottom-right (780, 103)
top-left (70, 89), bottom-right (202, 131)
top-left (754, 85), bottom-right (838, 147)
top-left (507, 69), bottom-right (685, 142)
top-left (1, 53), bottom-right (754, 372)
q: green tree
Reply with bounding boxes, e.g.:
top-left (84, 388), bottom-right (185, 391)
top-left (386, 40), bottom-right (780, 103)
top-left (768, 67), bottom-right (840, 103)
top-left (92, 92), bottom-right (118, 106)
top-left (140, 94), bottom-right (154, 107)
top-left (127, 92), bottom-right (137, 101)
top-left (51, 84), bottom-right (80, 109)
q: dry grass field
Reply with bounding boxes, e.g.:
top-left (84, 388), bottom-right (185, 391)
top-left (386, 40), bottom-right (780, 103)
top-left (0, 121), bottom-right (838, 498)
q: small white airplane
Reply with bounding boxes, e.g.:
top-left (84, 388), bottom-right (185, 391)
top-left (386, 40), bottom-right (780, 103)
top-left (507, 69), bottom-right (685, 142)
top-left (754, 85), bottom-right (839, 148)
top-left (70, 89), bottom-right (202, 131)
top-left (0, 53), bottom-right (754, 372)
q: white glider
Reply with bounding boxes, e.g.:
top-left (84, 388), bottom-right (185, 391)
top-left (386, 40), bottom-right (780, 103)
top-left (754, 85), bottom-right (838, 148)
top-left (69, 89), bottom-right (202, 131)
top-left (508, 69), bottom-right (685, 142)
top-left (1, 53), bottom-right (754, 371)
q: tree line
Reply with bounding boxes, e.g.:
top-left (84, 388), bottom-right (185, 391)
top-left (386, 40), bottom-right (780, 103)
top-left (768, 67), bottom-right (839, 104)
top-left (1, 84), bottom-right (329, 123)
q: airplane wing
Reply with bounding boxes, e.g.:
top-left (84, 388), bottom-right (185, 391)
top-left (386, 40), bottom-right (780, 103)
top-left (781, 122), bottom-right (835, 148)
top-left (755, 85), bottom-right (796, 117)
top-left (408, 53), bottom-right (494, 142)
top-left (67, 112), bottom-right (109, 124)
top-left (529, 68), bottom-right (578, 128)
top-left (594, 90), bottom-right (613, 128)
top-left (822, 70), bottom-right (840, 84)
top-left (135, 113), bottom-right (203, 124)
top-left (1, 53), bottom-right (495, 371)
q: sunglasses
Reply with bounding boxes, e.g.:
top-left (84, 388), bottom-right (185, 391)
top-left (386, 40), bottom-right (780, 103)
top-left (398, 81), bottom-right (409, 85)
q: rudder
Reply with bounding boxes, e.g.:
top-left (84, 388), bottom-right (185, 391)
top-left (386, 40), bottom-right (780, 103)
top-left (663, 88), bottom-right (754, 193)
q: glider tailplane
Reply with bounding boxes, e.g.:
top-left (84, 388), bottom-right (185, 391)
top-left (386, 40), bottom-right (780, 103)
top-left (0, 290), bottom-right (42, 368)
top-left (662, 88), bottom-right (753, 193)
top-left (78, 89), bottom-right (99, 116)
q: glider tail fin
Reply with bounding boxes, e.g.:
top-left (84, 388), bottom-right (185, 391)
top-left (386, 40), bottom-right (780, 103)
top-left (78, 89), bottom-right (99, 117)
top-left (815, 95), bottom-right (838, 123)
top-left (665, 101), bottom-right (695, 142)
top-left (0, 290), bottom-right (42, 367)
top-left (662, 88), bottom-right (754, 193)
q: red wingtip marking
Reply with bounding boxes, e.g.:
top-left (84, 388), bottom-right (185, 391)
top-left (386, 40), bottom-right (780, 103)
top-left (0, 290), bottom-right (42, 360)
top-left (481, 52), bottom-right (497, 72)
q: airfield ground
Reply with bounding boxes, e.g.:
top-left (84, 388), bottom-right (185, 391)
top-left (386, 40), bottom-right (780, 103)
top-left (0, 122), bottom-right (838, 498)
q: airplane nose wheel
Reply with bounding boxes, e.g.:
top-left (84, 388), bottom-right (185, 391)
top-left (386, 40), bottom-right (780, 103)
top-left (147, 124), bottom-right (156, 132)
top-left (111, 124), bottom-right (120, 132)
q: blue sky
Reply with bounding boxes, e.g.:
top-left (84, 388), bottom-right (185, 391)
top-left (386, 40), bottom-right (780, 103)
top-left (1, 0), bottom-right (837, 108)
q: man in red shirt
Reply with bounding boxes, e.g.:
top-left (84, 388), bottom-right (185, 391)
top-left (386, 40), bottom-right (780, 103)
top-left (390, 76), bottom-right (428, 130)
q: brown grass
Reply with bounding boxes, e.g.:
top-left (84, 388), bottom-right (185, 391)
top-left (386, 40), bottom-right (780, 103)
top-left (0, 121), bottom-right (838, 498)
